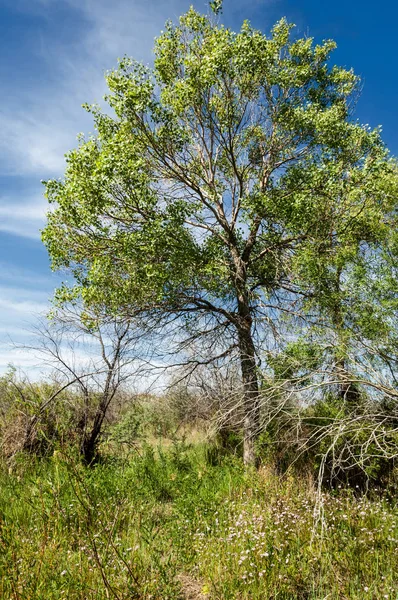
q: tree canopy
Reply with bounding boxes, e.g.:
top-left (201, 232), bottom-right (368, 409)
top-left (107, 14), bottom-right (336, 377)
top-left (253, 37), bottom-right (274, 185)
top-left (43, 7), bottom-right (398, 464)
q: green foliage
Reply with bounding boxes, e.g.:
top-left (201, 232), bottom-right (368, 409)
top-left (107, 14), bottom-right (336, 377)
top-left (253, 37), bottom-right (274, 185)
top-left (209, 0), bottom-right (223, 15)
top-left (267, 339), bottom-right (323, 382)
top-left (41, 5), bottom-right (398, 465)
top-left (108, 402), bottom-right (147, 448)
top-left (42, 7), bottom-right (395, 339)
top-left (205, 428), bottom-right (243, 466)
top-left (255, 393), bottom-right (398, 491)
top-left (109, 394), bottom-right (186, 445)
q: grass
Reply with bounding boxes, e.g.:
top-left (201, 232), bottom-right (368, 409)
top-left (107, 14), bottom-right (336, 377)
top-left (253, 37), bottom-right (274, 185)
top-left (0, 441), bottom-right (397, 599)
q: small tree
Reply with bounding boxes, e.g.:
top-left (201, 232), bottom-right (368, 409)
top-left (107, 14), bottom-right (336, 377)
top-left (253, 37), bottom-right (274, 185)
top-left (27, 308), bottom-right (142, 464)
top-left (43, 7), bottom-right (394, 464)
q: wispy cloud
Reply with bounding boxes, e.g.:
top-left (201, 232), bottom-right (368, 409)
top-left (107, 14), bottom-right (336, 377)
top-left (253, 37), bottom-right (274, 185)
top-left (0, 196), bottom-right (48, 239)
top-left (0, 262), bottom-right (56, 287)
top-left (1, 0), bottom-right (192, 179)
top-left (0, 0), bottom-right (193, 257)
top-left (0, 281), bottom-right (51, 372)
top-left (0, 285), bottom-right (49, 316)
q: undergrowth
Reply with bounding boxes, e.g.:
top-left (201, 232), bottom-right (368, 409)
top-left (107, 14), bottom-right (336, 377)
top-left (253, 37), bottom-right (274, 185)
top-left (0, 443), bottom-right (397, 599)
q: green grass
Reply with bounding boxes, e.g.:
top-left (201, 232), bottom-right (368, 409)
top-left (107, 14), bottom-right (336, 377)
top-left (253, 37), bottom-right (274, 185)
top-left (0, 442), bottom-right (397, 599)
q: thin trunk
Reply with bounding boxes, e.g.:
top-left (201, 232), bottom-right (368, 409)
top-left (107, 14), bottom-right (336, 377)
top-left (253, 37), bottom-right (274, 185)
top-left (80, 342), bottom-right (120, 464)
top-left (238, 321), bottom-right (261, 466)
top-left (81, 398), bottom-right (109, 464)
top-left (332, 268), bottom-right (359, 405)
top-left (335, 355), bottom-right (360, 405)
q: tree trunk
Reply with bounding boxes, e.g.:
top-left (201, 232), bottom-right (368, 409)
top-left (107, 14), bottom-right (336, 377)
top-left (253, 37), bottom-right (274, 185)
top-left (335, 356), bottom-right (360, 406)
top-left (80, 399), bottom-right (109, 465)
top-left (81, 431), bottom-right (100, 465)
top-left (231, 250), bottom-right (261, 467)
top-left (332, 269), bottom-right (360, 405)
top-left (238, 318), bottom-right (261, 467)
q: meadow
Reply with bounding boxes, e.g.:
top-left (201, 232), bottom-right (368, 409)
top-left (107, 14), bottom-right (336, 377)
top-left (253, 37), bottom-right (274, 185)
top-left (1, 437), bottom-right (397, 599)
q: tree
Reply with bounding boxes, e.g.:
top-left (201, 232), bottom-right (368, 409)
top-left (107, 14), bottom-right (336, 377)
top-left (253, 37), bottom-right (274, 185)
top-left (283, 157), bottom-right (398, 404)
top-left (43, 7), bottom-right (395, 465)
top-left (25, 308), bottom-right (142, 464)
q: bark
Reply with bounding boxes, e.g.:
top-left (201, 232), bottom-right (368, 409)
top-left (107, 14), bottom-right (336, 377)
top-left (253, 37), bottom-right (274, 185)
top-left (234, 258), bottom-right (261, 466)
top-left (80, 337), bottom-right (121, 464)
top-left (332, 269), bottom-right (360, 406)
top-left (80, 398), bottom-right (110, 465)
top-left (238, 321), bottom-right (261, 466)
top-left (81, 431), bottom-right (100, 465)
top-left (335, 356), bottom-right (360, 405)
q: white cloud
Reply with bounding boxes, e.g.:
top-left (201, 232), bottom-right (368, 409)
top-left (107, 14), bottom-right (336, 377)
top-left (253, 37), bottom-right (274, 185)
top-left (0, 111), bottom-right (70, 177)
top-left (0, 284), bottom-right (51, 333)
top-left (0, 347), bottom-right (46, 372)
top-left (0, 262), bottom-right (56, 287)
top-left (0, 285), bottom-right (50, 316)
top-left (0, 196), bottom-right (47, 239)
top-left (0, 281), bottom-right (51, 373)
top-left (0, 0), bottom-right (192, 179)
top-left (0, 0), bottom-right (193, 257)
top-left (0, 297), bottom-right (48, 316)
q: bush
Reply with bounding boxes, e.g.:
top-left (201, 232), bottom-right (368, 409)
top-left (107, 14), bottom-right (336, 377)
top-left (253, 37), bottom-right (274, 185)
top-left (0, 371), bottom-right (80, 458)
top-left (257, 393), bottom-right (398, 491)
top-left (304, 397), bottom-right (398, 490)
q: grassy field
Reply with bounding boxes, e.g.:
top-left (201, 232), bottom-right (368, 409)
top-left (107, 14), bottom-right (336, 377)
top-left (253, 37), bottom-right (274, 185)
top-left (0, 441), bottom-right (397, 599)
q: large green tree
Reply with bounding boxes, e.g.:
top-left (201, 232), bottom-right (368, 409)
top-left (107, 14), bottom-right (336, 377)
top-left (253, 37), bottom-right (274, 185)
top-left (43, 7), bottom-right (395, 465)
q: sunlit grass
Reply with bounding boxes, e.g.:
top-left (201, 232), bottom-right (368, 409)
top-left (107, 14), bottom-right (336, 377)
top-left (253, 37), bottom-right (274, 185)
top-left (0, 446), bottom-right (397, 599)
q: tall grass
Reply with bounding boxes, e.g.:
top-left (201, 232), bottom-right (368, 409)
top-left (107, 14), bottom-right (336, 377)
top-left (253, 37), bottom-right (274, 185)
top-left (0, 443), bottom-right (397, 599)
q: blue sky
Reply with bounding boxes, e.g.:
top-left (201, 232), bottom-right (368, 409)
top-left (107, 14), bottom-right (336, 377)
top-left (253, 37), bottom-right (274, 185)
top-left (0, 0), bottom-right (397, 373)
